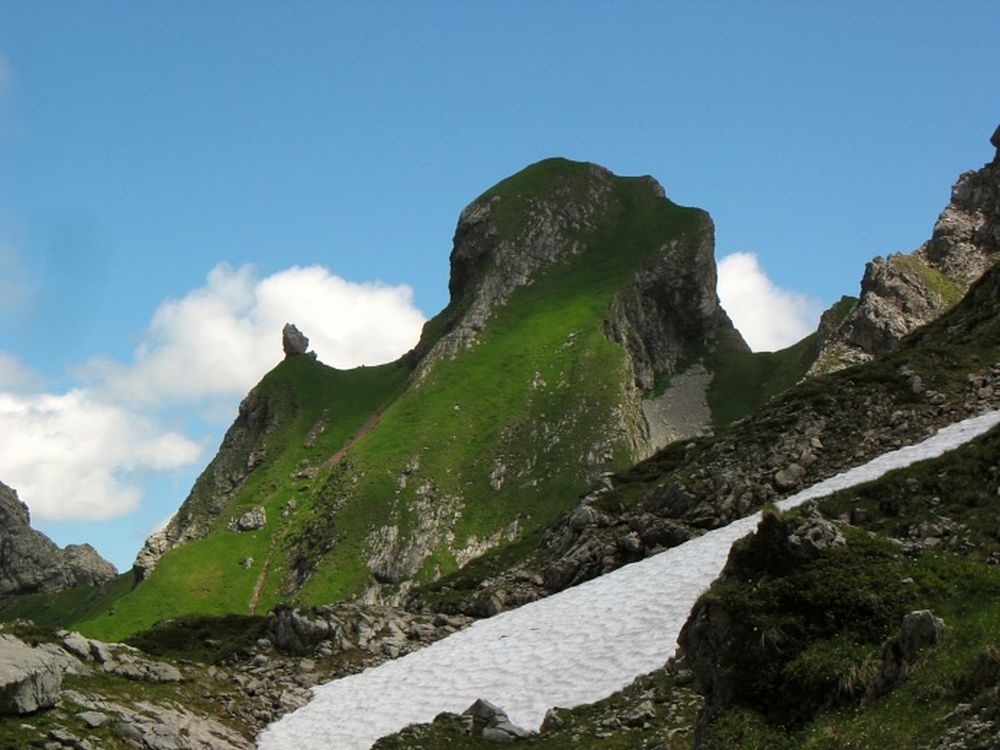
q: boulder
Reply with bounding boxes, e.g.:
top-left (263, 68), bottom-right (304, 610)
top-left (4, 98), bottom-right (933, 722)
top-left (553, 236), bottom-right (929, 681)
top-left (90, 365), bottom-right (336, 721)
top-left (867, 610), bottom-right (945, 701)
top-left (228, 507), bottom-right (266, 532)
top-left (282, 323), bottom-right (309, 357)
top-left (786, 505), bottom-right (846, 561)
top-left (462, 698), bottom-right (534, 742)
top-left (0, 634), bottom-right (72, 714)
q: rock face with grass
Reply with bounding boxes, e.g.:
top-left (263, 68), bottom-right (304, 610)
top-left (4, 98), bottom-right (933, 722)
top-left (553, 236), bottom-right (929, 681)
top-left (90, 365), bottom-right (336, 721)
top-left (111, 157), bottom-right (755, 635)
top-left (812, 123), bottom-right (1000, 374)
top-left (0, 481), bottom-right (116, 597)
top-left (133, 376), bottom-right (279, 579)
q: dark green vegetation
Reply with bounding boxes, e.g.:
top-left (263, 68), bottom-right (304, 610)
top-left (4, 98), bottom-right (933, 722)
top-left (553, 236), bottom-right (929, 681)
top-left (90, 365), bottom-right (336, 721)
top-left (0, 572), bottom-right (133, 631)
top-left (125, 614), bottom-right (267, 665)
top-left (696, 424), bottom-right (1000, 749)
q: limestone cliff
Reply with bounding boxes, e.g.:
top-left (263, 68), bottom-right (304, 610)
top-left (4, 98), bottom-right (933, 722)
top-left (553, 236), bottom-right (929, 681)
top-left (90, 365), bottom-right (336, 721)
top-left (0, 481), bottom-right (116, 596)
top-left (812, 123), bottom-right (1000, 374)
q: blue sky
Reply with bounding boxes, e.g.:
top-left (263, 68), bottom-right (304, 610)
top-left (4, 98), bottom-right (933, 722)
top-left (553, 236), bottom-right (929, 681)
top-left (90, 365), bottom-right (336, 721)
top-left (1, 1), bottom-right (998, 570)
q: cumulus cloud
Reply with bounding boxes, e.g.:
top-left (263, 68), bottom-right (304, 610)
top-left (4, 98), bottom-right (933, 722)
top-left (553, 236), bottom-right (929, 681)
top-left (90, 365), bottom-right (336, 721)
top-left (717, 252), bottom-right (822, 352)
top-left (0, 390), bottom-right (201, 520)
top-left (0, 263), bottom-right (426, 522)
top-left (81, 263), bottom-right (426, 405)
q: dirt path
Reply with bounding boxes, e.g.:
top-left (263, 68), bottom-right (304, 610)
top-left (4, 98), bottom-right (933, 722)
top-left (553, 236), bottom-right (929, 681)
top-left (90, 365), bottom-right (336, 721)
top-left (321, 409), bottom-right (382, 470)
top-left (248, 541), bottom-right (277, 614)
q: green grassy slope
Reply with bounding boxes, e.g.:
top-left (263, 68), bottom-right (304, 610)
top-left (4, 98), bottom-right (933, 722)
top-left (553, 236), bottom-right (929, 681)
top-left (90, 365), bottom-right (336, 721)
top-left (707, 295), bottom-right (857, 427)
top-left (74, 356), bottom-right (409, 640)
top-left (296, 162), bottom-right (708, 604)
top-left (8, 158), bottom-right (739, 640)
top-left (699, 425), bottom-right (1000, 749)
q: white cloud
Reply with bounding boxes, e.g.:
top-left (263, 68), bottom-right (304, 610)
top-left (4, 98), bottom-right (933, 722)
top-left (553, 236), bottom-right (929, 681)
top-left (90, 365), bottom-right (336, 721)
top-left (81, 263), bottom-right (426, 405)
top-left (0, 263), bottom-right (426, 522)
top-left (0, 390), bottom-right (201, 520)
top-left (717, 252), bottom-right (822, 352)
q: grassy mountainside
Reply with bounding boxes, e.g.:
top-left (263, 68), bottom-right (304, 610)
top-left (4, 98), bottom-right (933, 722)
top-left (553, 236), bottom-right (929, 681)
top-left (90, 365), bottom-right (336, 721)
top-left (706, 296), bottom-right (856, 427)
top-left (689, 423), bottom-right (1000, 749)
top-left (14, 157), bottom-right (753, 641)
top-left (75, 356), bottom-right (409, 640)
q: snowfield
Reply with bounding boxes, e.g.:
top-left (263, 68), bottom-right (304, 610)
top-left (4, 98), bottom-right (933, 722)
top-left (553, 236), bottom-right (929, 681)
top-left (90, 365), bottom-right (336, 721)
top-left (258, 409), bottom-right (1000, 750)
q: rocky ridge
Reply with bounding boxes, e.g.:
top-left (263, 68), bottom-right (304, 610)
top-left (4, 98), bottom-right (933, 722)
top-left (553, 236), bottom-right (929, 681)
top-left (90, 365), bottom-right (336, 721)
top-left (812, 123), bottom-right (1000, 374)
top-left (0, 481), bottom-right (116, 598)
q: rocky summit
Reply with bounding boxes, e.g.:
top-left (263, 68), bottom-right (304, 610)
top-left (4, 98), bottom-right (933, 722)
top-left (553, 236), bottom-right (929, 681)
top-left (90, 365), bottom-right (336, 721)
top-left (812, 123), bottom-right (1000, 374)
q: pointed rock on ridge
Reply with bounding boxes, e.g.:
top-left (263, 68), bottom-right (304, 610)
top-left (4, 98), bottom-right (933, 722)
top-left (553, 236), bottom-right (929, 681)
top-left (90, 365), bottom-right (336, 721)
top-left (811, 122), bottom-right (1000, 375)
top-left (282, 323), bottom-right (310, 357)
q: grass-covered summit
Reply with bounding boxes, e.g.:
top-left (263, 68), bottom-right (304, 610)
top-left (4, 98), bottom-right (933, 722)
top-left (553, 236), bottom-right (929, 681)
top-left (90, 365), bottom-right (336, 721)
top-left (26, 157), bottom-right (770, 640)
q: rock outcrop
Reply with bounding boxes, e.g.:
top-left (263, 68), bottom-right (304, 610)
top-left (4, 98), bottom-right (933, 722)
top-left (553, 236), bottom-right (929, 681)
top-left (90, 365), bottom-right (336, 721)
top-left (417, 162), bottom-right (618, 375)
top-left (282, 323), bottom-right (309, 357)
top-left (417, 158), bottom-right (746, 455)
top-left (812, 123), bottom-right (1000, 374)
top-left (0, 634), bottom-right (76, 714)
top-left (0, 481), bottom-right (116, 597)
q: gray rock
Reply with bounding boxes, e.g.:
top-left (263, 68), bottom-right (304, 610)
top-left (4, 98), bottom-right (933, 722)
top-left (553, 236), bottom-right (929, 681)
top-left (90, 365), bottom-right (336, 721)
top-left (899, 609), bottom-right (945, 662)
top-left (867, 610), bottom-right (945, 700)
top-left (268, 608), bottom-right (331, 654)
top-left (482, 726), bottom-right (517, 743)
top-left (773, 463), bottom-right (805, 490)
top-left (105, 655), bottom-right (183, 683)
top-left (0, 634), bottom-right (68, 714)
top-left (78, 710), bottom-right (109, 728)
top-left (228, 506), bottom-right (266, 532)
top-left (786, 506), bottom-right (846, 561)
top-left (0, 481), bottom-right (117, 596)
top-left (462, 698), bottom-right (534, 742)
top-left (282, 323), bottom-right (309, 357)
top-left (464, 698), bottom-right (509, 723)
top-left (812, 124), bottom-right (1000, 375)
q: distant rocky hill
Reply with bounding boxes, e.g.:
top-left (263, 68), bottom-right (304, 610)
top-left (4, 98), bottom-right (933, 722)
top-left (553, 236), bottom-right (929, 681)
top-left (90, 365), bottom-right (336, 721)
top-left (811, 124), bottom-right (1000, 374)
top-left (0, 481), bottom-right (116, 597)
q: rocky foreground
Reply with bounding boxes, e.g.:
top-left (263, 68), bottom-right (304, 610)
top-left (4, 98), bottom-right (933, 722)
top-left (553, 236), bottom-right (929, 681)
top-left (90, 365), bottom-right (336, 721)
top-left (0, 603), bottom-right (472, 750)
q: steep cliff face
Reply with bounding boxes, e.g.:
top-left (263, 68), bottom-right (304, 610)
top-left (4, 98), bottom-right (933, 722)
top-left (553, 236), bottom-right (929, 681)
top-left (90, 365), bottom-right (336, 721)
top-left (0, 481), bottom-right (116, 596)
top-left (812, 124), bottom-right (1000, 374)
